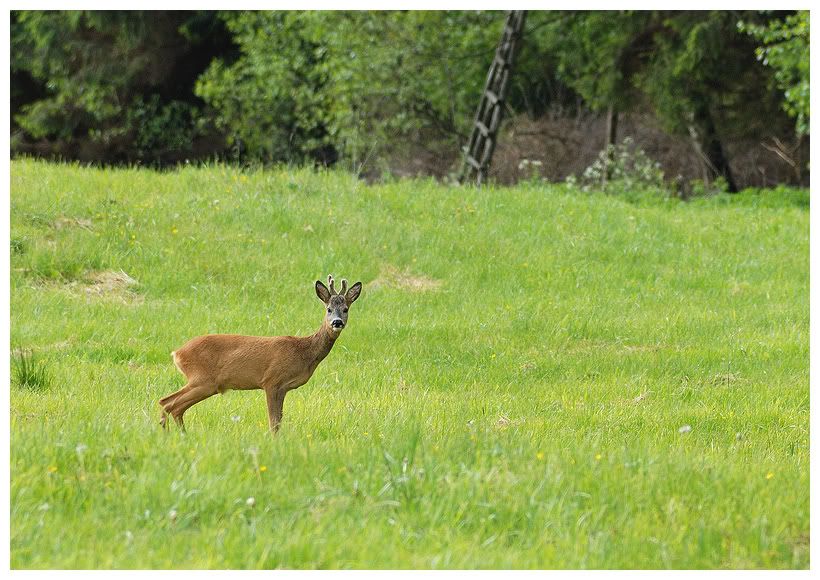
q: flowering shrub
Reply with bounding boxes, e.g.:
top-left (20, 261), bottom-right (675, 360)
top-left (567, 137), bottom-right (666, 195)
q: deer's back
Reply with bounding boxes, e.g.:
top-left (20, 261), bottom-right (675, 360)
top-left (173, 333), bottom-right (308, 389)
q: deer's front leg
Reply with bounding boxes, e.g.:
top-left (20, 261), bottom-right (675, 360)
top-left (265, 388), bottom-right (286, 434)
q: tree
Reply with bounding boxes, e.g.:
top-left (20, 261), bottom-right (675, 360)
top-left (196, 11), bottom-right (508, 169)
top-left (554, 11), bottom-right (793, 192)
top-left (11, 10), bottom-right (234, 163)
top-left (195, 12), bottom-right (337, 165)
top-left (741, 11), bottom-right (810, 136)
top-left (552, 11), bottom-right (654, 181)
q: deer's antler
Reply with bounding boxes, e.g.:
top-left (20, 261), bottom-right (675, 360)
top-left (340, 279), bottom-right (348, 295)
top-left (328, 275), bottom-right (337, 295)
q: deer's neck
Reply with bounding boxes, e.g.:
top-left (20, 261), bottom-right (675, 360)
top-left (306, 323), bottom-right (338, 368)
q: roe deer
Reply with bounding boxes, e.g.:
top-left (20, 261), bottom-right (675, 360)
top-left (158, 275), bottom-right (362, 434)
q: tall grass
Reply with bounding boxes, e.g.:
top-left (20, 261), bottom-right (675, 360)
top-left (11, 348), bottom-right (52, 391)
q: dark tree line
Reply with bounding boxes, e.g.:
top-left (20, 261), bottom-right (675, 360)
top-left (11, 10), bottom-right (810, 188)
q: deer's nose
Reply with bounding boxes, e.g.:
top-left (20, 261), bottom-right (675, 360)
top-left (331, 319), bottom-right (344, 329)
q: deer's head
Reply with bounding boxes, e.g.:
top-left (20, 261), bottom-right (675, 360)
top-left (315, 275), bottom-right (362, 334)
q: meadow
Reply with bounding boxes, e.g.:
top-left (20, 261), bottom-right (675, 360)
top-left (10, 159), bottom-right (809, 568)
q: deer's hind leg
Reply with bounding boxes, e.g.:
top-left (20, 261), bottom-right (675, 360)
top-left (159, 385), bottom-right (191, 429)
top-left (165, 381), bottom-right (218, 431)
top-left (159, 351), bottom-right (192, 429)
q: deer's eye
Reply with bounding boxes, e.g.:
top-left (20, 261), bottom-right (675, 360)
top-left (327, 308), bottom-right (331, 313)
top-left (343, 308), bottom-right (348, 313)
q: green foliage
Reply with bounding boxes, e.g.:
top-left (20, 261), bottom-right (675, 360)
top-left (11, 10), bottom-right (227, 163)
top-left (10, 160), bottom-right (809, 568)
top-left (317, 11), bottom-right (503, 170)
top-left (12, 12), bottom-right (126, 141)
top-left (196, 11), bottom-right (505, 168)
top-left (740, 11), bottom-right (810, 136)
top-left (552, 11), bottom-right (650, 112)
top-left (543, 9), bottom-right (782, 140)
top-left (635, 12), bottom-right (784, 140)
top-left (125, 96), bottom-right (205, 163)
top-left (12, 348), bottom-right (52, 391)
top-left (196, 11), bottom-right (585, 170)
top-left (195, 12), bottom-right (336, 164)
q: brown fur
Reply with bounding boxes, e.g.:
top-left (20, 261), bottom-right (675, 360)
top-left (158, 276), bottom-right (362, 433)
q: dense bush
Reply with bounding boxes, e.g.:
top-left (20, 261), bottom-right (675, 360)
top-left (195, 12), bottom-right (336, 165)
top-left (195, 11), bottom-right (515, 169)
top-left (11, 11), bottom-right (234, 163)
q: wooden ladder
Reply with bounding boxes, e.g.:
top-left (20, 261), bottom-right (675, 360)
top-left (459, 10), bottom-right (527, 186)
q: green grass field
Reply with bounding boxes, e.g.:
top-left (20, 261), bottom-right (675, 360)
top-left (10, 159), bottom-right (809, 569)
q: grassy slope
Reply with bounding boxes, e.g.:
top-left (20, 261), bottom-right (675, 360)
top-left (10, 159), bottom-right (809, 569)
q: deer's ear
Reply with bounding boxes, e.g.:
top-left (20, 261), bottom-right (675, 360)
top-left (315, 280), bottom-right (331, 304)
top-left (345, 281), bottom-right (362, 305)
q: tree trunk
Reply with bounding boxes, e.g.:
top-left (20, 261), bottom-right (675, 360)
top-left (605, 105), bottom-right (619, 149)
top-left (688, 101), bottom-right (737, 192)
top-left (602, 105), bottom-right (619, 183)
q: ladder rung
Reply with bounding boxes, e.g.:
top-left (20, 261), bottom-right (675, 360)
top-left (485, 90), bottom-right (500, 105)
top-left (466, 156), bottom-right (482, 170)
top-left (476, 121), bottom-right (490, 137)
